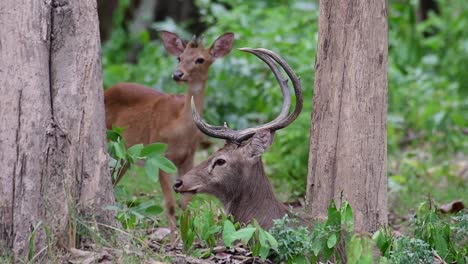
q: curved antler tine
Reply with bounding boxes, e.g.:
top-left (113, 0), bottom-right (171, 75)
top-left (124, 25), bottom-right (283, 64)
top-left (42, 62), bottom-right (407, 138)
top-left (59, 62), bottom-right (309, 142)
top-left (255, 48), bottom-right (303, 129)
top-left (239, 48), bottom-right (291, 122)
top-left (191, 48), bottom-right (302, 143)
top-left (232, 48), bottom-right (302, 141)
top-left (191, 97), bottom-right (239, 141)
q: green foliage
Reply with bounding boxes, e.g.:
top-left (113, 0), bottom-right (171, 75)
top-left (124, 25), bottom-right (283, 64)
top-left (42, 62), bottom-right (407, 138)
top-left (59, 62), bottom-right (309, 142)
top-left (106, 126), bottom-right (175, 229)
top-left (269, 201), bottom-right (354, 263)
top-left (346, 235), bottom-right (374, 264)
top-left (101, 0), bottom-right (468, 261)
top-left (374, 201), bottom-right (468, 264)
top-left (178, 198), bottom-right (277, 260)
top-left (105, 199), bottom-right (163, 230)
top-left (412, 201), bottom-right (467, 263)
top-left (389, 236), bottom-right (433, 264)
top-left (269, 213), bottom-right (312, 263)
top-left (107, 126), bottom-right (176, 183)
top-left (102, 0), bottom-right (467, 205)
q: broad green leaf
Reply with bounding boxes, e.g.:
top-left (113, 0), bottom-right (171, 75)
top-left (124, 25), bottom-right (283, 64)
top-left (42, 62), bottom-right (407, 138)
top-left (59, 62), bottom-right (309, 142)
top-left (259, 245), bottom-right (270, 260)
top-left (346, 235), bottom-right (363, 264)
top-left (144, 158), bottom-right (160, 181)
top-left (289, 255), bottom-right (308, 264)
top-left (327, 234), bottom-right (338, 248)
top-left (230, 227), bottom-right (256, 245)
top-left (149, 154), bottom-right (177, 174)
top-left (127, 144), bottom-right (144, 158)
top-left (326, 201), bottom-right (341, 229)
top-left (222, 220), bottom-right (236, 247)
top-left (113, 140), bottom-right (126, 159)
top-left (259, 228), bottom-right (278, 250)
top-left (207, 225), bottom-right (222, 235)
top-left (145, 205), bottom-right (163, 215)
top-left (321, 243), bottom-right (334, 261)
top-left (311, 241), bottom-right (322, 256)
top-left (141, 143), bottom-right (167, 157)
top-left (107, 130), bottom-right (121, 141)
top-left (341, 202), bottom-right (354, 232)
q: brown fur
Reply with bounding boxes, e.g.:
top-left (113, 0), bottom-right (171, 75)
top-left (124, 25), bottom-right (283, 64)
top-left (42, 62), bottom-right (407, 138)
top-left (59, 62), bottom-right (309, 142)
top-left (104, 31), bottom-right (234, 231)
top-left (175, 130), bottom-right (289, 229)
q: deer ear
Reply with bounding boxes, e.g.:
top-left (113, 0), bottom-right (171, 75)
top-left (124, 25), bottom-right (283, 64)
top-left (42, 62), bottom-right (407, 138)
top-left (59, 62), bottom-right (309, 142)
top-left (209, 32), bottom-right (234, 59)
top-left (161, 31), bottom-right (186, 56)
top-left (246, 130), bottom-right (275, 158)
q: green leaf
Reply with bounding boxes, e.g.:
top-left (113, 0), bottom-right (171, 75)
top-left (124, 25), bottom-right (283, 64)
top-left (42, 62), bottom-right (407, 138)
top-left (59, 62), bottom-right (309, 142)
top-left (289, 255), bottom-right (308, 264)
top-left (144, 158), bottom-right (160, 181)
top-left (28, 221), bottom-right (43, 261)
top-left (222, 220), bottom-right (236, 247)
top-left (127, 144), bottom-right (144, 158)
top-left (257, 228), bottom-right (278, 260)
top-left (114, 140), bottom-right (126, 159)
top-left (151, 154), bottom-right (177, 174)
top-left (145, 205), bottom-right (163, 215)
top-left (261, 228), bottom-right (278, 250)
top-left (327, 234), bottom-right (338, 248)
top-left (326, 201), bottom-right (341, 228)
top-left (180, 210), bottom-right (194, 252)
top-left (346, 235), bottom-right (363, 264)
top-left (311, 241), bottom-right (322, 256)
top-left (230, 227), bottom-right (256, 244)
top-left (141, 143), bottom-right (167, 157)
top-left (107, 130), bottom-right (121, 142)
top-left (341, 202), bottom-right (354, 232)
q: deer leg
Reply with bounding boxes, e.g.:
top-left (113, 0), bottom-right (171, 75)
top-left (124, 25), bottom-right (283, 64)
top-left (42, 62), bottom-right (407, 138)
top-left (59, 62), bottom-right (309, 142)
top-left (159, 170), bottom-right (177, 231)
top-left (178, 156), bottom-right (195, 209)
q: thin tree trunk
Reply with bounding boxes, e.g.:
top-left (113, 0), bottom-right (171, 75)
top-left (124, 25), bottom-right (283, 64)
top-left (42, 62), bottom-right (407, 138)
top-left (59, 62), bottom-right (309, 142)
top-left (0, 0), bottom-right (115, 260)
top-left (305, 0), bottom-right (388, 232)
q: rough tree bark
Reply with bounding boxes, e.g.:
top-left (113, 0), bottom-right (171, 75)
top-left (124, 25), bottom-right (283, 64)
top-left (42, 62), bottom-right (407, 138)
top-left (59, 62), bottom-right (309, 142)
top-left (0, 0), bottom-right (115, 260)
top-left (305, 0), bottom-right (388, 232)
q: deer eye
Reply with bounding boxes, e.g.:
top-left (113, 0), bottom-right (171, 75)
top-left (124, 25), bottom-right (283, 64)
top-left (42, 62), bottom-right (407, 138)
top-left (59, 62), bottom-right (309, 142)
top-left (213, 158), bottom-right (226, 167)
top-left (177, 57), bottom-right (181, 62)
top-left (195, 58), bottom-right (205, 64)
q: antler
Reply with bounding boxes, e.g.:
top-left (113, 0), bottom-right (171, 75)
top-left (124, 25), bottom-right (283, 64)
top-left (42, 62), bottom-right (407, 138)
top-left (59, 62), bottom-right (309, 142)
top-left (191, 48), bottom-right (303, 143)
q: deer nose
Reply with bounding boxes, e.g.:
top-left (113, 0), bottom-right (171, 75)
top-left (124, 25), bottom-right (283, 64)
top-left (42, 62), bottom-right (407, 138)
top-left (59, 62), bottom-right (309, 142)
top-left (173, 179), bottom-right (183, 191)
top-left (172, 70), bottom-right (184, 81)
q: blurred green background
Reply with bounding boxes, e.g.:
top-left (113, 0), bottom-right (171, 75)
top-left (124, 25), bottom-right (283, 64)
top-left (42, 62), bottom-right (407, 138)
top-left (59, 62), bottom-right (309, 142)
top-left (100, 0), bottom-right (467, 225)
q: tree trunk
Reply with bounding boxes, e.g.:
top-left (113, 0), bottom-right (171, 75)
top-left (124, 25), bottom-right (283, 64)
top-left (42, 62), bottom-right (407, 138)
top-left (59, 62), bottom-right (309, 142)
top-left (0, 0), bottom-right (115, 260)
top-left (305, 0), bottom-right (388, 232)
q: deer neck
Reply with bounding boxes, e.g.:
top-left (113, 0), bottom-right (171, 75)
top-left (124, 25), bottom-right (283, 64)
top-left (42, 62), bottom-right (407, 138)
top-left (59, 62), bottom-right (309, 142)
top-left (183, 81), bottom-right (206, 121)
top-left (225, 163), bottom-right (288, 229)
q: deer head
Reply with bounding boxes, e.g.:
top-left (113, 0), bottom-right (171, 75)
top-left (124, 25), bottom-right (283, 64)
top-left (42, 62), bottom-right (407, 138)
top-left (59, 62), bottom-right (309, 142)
top-left (173, 48), bottom-right (303, 229)
top-left (161, 31), bottom-right (234, 85)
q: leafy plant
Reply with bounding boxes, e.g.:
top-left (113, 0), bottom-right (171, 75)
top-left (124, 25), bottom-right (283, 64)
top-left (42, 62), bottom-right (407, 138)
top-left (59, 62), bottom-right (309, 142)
top-left (346, 234), bottom-right (374, 264)
top-left (107, 126), bottom-right (177, 183)
top-left (179, 199), bottom-right (225, 254)
top-left (105, 199), bottom-right (163, 230)
top-left (412, 201), bottom-right (467, 263)
top-left (269, 201), bottom-right (354, 263)
top-left (374, 201), bottom-right (468, 264)
top-left (389, 236), bottom-right (433, 264)
top-left (179, 198), bottom-right (278, 260)
top-left (269, 213), bottom-right (312, 263)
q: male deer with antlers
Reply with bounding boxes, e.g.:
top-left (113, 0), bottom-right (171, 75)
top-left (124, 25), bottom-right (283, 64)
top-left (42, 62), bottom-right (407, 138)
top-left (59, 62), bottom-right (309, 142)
top-left (104, 31), bottom-right (234, 231)
top-left (173, 48), bottom-right (303, 229)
